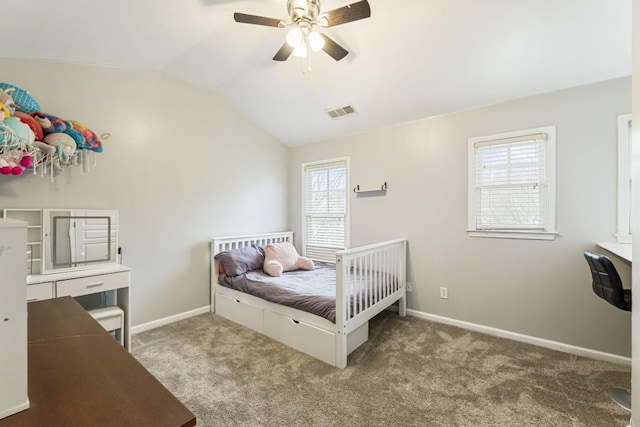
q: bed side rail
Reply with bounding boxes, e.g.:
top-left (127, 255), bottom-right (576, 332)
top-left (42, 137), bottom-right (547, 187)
top-left (335, 238), bottom-right (407, 330)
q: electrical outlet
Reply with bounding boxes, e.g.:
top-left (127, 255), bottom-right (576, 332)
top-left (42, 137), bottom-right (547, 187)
top-left (406, 282), bottom-right (413, 292)
top-left (439, 287), bottom-right (448, 299)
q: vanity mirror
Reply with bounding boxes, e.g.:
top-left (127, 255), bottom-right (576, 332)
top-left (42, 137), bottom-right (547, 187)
top-left (42, 209), bottom-right (118, 274)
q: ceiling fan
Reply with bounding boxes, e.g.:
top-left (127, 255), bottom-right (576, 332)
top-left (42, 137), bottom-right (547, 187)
top-left (233, 0), bottom-right (371, 62)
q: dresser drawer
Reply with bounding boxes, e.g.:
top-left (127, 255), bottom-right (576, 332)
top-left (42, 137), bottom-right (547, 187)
top-left (56, 272), bottom-right (129, 298)
top-left (27, 282), bottom-right (54, 303)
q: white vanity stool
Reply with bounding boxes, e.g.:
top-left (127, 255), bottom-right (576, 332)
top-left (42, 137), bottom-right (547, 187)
top-left (89, 306), bottom-right (125, 346)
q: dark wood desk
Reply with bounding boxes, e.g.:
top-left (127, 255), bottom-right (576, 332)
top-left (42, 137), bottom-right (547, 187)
top-left (0, 297), bottom-right (196, 427)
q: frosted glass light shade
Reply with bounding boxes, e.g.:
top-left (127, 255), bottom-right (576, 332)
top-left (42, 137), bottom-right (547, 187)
top-left (308, 31), bottom-right (325, 52)
top-left (286, 27), bottom-right (303, 48)
top-left (293, 43), bottom-right (308, 58)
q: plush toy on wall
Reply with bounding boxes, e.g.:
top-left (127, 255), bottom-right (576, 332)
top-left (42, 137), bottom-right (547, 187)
top-left (0, 88), bottom-right (16, 121)
top-left (0, 151), bottom-right (32, 175)
top-left (0, 116), bottom-right (36, 175)
top-left (31, 112), bottom-right (66, 133)
top-left (0, 87), bottom-right (37, 176)
top-left (69, 120), bottom-right (103, 152)
top-left (0, 83), bottom-right (40, 114)
top-left (3, 117), bottom-right (35, 144)
top-left (14, 111), bottom-right (43, 140)
top-left (31, 112), bottom-right (108, 152)
top-left (0, 82), bottom-right (107, 180)
top-left (43, 133), bottom-right (76, 164)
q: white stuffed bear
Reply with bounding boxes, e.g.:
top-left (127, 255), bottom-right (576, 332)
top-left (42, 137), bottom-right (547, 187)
top-left (263, 242), bottom-right (315, 277)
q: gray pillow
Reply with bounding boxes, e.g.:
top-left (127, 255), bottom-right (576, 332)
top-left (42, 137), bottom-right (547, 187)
top-left (214, 245), bottom-right (265, 276)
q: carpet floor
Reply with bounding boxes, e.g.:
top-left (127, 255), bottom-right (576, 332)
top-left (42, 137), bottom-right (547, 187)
top-left (132, 312), bottom-right (631, 427)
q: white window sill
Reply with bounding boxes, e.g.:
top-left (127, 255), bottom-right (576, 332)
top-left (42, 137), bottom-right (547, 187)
top-left (467, 230), bottom-right (558, 240)
top-left (615, 233), bottom-right (632, 244)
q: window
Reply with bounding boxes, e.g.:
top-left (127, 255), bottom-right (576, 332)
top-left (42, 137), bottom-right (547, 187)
top-left (617, 113), bottom-right (632, 243)
top-left (302, 158), bottom-right (349, 262)
top-left (468, 126), bottom-right (557, 240)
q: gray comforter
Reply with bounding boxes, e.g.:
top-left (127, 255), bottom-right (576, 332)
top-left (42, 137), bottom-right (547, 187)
top-left (219, 262), bottom-right (339, 323)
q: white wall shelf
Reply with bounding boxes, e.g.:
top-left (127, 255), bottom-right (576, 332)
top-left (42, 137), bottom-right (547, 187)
top-left (353, 182), bottom-right (387, 196)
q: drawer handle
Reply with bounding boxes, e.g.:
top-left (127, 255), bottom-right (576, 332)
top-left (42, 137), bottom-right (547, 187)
top-left (86, 282), bottom-right (105, 289)
top-left (291, 319), bottom-right (300, 325)
top-left (27, 297), bottom-right (38, 302)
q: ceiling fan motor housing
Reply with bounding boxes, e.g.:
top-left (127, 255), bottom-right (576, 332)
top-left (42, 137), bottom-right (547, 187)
top-left (287, 0), bottom-right (321, 23)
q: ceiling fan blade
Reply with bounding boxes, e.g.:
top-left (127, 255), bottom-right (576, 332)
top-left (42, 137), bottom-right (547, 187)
top-left (320, 34), bottom-right (348, 61)
top-left (322, 0), bottom-right (371, 27)
top-left (234, 12), bottom-right (283, 27)
top-left (273, 43), bottom-right (294, 61)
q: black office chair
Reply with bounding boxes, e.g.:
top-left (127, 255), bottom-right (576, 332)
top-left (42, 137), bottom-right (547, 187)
top-left (583, 251), bottom-right (631, 412)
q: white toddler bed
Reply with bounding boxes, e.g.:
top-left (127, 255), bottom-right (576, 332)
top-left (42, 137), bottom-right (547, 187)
top-left (210, 232), bottom-right (407, 368)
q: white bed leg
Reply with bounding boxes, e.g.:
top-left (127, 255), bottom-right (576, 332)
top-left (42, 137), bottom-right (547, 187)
top-left (336, 332), bottom-right (348, 369)
top-left (398, 296), bottom-right (407, 317)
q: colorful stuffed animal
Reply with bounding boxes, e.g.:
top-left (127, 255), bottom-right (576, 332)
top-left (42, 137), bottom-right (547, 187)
top-left (0, 123), bottom-right (25, 150)
top-left (14, 111), bottom-right (43, 140)
top-left (0, 83), bottom-right (40, 114)
top-left (0, 88), bottom-right (16, 121)
top-left (43, 133), bottom-right (76, 164)
top-left (32, 112), bottom-right (86, 149)
top-left (2, 117), bottom-right (35, 145)
top-left (32, 112), bottom-right (67, 134)
top-left (0, 149), bottom-right (31, 175)
top-left (0, 117), bottom-right (36, 175)
top-left (0, 157), bottom-right (23, 175)
top-left (69, 120), bottom-right (102, 152)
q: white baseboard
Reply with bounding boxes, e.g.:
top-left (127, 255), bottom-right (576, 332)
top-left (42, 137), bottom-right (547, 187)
top-left (131, 305), bottom-right (211, 335)
top-left (407, 309), bottom-right (631, 367)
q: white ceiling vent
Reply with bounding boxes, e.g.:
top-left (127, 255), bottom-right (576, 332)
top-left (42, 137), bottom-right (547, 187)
top-left (326, 105), bottom-right (357, 120)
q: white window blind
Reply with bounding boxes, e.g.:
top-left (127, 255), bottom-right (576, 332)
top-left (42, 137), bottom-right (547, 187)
top-left (303, 160), bottom-right (348, 262)
top-left (468, 126), bottom-right (556, 239)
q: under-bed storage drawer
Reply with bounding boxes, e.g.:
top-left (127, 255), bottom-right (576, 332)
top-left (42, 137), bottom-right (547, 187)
top-left (263, 310), bottom-right (336, 366)
top-left (216, 292), bottom-right (264, 333)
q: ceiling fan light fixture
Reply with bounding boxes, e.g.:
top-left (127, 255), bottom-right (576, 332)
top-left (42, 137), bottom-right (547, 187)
top-left (286, 27), bottom-right (304, 48)
top-left (293, 43), bottom-right (308, 58)
top-left (234, 0), bottom-right (372, 65)
top-left (308, 31), bottom-right (325, 52)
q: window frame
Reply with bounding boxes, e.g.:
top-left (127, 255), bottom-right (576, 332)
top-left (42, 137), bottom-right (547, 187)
top-left (616, 113), bottom-right (632, 244)
top-left (467, 126), bottom-right (557, 240)
top-left (301, 157), bottom-right (350, 262)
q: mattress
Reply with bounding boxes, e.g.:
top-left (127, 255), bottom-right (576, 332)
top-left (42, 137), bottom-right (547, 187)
top-left (219, 262), bottom-right (339, 322)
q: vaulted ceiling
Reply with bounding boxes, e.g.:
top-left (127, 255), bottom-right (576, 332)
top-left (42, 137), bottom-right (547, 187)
top-left (1, 0), bottom-right (631, 146)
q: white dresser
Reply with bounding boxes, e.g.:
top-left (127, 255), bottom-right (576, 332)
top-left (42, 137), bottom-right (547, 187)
top-left (0, 219), bottom-right (29, 419)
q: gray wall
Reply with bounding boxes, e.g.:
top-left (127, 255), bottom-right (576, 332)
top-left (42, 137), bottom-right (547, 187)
top-left (0, 58), bottom-right (289, 326)
top-left (290, 77), bottom-right (632, 357)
